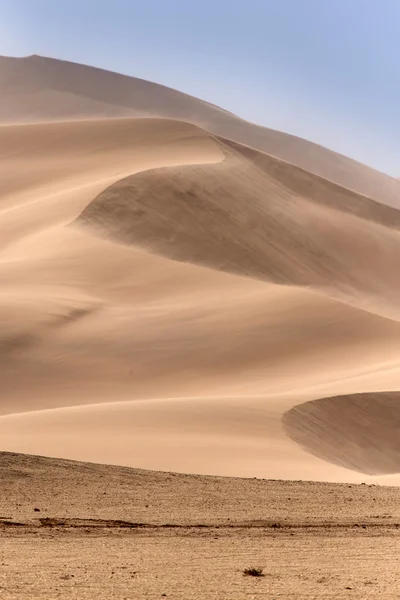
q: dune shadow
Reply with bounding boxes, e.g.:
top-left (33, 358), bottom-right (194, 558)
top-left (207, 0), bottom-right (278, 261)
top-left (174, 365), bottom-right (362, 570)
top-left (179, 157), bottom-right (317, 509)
top-left (282, 392), bottom-right (400, 475)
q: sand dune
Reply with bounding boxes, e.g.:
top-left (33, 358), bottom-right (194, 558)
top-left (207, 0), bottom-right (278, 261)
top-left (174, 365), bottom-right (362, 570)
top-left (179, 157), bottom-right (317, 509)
top-left (282, 391), bottom-right (400, 475)
top-left (1, 55), bottom-right (400, 485)
top-left (1, 54), bottom-right (400, 208)
top-left (78, 136), bottom-right (400, 319)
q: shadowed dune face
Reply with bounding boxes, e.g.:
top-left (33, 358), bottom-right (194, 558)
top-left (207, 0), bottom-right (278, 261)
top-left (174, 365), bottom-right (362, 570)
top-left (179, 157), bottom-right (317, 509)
top-left (77, 140), bottom-right (400, 319)
top-left (282, 392), bottom-right (400, 475)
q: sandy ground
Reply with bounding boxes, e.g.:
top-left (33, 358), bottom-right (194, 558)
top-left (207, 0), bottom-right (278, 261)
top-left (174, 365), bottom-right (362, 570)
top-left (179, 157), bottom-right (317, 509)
top-left (2, 452), bottom-right (400, 599)
top-left (4, 532), bottom-right (400, 599)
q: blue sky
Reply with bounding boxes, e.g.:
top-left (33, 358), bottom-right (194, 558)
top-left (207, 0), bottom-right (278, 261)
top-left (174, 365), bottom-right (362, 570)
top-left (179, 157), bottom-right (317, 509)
top-left (1, 0), bottom-right (399, 175)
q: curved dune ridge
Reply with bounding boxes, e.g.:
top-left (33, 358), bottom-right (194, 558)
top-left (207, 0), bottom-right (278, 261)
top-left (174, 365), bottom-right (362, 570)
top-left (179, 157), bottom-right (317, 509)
top-left (2, 54), bottom-right (400, 209)
top-left (282, 392), bottom-right (400, 475)
top-left (77, 137), bottom-right (400, 319)
top-left (1, 56), bottom-right (400, 484)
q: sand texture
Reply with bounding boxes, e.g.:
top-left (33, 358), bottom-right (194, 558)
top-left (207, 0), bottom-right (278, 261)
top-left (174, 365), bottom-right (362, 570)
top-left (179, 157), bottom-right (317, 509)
top-left (1, 54), bottom-right (400, 486)
top-left (2, 452), bottom-right (400, 599)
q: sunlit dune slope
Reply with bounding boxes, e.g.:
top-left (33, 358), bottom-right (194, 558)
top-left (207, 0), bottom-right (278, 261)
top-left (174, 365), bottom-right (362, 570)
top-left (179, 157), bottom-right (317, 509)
top-left (0, 118), bottom-right (222, 248)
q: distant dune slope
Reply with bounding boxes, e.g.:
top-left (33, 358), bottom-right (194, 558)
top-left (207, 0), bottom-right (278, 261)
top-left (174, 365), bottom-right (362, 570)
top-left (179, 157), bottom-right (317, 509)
top-left (1, 54), bottom-right (400, 208)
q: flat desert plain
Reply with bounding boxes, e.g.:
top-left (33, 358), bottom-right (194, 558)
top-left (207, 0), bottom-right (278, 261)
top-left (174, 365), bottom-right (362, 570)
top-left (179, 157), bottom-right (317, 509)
top-left (1, 55), bottom-right (400, 598)
top-left (3, 452), bottom-right (400, 599)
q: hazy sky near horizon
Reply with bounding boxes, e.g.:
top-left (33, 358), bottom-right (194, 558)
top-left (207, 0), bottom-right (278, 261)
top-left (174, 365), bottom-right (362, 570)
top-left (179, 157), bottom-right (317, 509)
top-left (1, 0), bottom-right (399, 175)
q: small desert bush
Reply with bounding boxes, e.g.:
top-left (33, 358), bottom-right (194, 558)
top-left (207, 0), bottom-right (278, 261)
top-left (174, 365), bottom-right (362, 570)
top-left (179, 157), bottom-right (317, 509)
top-left (243, 566), bottom-right (264, 577)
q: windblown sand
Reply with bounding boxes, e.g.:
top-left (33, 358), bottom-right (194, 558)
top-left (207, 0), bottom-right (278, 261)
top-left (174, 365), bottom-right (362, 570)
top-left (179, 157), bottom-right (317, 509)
top-left (1, 55), bottom-right (400, 484)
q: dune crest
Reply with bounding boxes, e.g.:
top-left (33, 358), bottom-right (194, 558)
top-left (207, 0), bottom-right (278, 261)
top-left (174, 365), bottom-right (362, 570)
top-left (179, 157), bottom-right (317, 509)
top-left (77, 137), bottom-right (400, 320)
top-left (1, 54), bottom-right (400, 207)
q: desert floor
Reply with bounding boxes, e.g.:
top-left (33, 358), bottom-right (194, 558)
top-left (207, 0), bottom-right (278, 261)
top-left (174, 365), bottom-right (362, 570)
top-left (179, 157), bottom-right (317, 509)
top-left (2, 452), bottom-right (400, 599)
